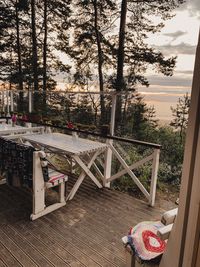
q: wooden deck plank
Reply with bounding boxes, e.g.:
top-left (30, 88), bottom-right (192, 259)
top-left (0, 242), bottom-right (22, 267)
top-left (0, 178), bottom-right (172, 267)
top-left (31, 218), bottom-right (118, 267)
top-left (12, 222), bottom-right (87, 267)
top-left (0, 229), bottom-right (37, 267)
top-left (1, 225), bottom-right (59, 267)
top-left (0, 259), bottom-right (7, 267)
top-left (42, 215), bottom-right (126, 267)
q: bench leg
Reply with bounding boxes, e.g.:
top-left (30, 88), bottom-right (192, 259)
top-left (59, 182), bottom-right (65, 203)
top-left (32, 152), bottom-right (46, 215)
top-left (125, 249), bottom-right (136, 267)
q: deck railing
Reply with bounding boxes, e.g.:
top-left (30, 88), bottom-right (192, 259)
top-left (0, 89), bottom-right (161, 206)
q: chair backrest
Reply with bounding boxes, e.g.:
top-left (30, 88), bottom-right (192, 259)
top-left (0, 137), bottom-right (35, 188)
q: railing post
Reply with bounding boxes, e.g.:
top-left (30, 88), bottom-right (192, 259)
top-left (29, 90), bottom-right (32, 113)
top-left (149, 148), bottom-right (160, 206)
top-left (6, 90), bottom-right (10, 116)
top-left (1, 91), bottom-right (5, 112)
top-left (104, 94), bottom-right (117, 187)
top-left (27, 90), bottom-right (33, 128)
top-left (10, 91), bottom-right (14, 112)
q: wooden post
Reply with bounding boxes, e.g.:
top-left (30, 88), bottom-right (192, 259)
top-left (149, 148), bottom-right (160, 207)
top-left (160, 30), bottom-right (200, 267)
top-left (27, 90), bottom-right (33, 128)
top-left (32, 152), bottom-right (46, 216)
top-left (6, 90), bottom-right (10, 116)
top-left (28, 90), bottom-right (32, 113)
top-left (10, 91), bottom-right (14, 112)
top-left (104, 94), bottom-right (117, 187)
top-left (2, 91), bottom-right (5, 112)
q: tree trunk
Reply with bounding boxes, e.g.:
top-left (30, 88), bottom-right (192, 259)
top-left (43, 0), bottom-right (47, 107)
top-left (93, 0), bottom-right (106, 125)
top-left (15, 1), bottom-right (24, 111)
top-left (115, 0), bottom-right (127, 131)
top-left (31, 0), bottom-right (39, 110)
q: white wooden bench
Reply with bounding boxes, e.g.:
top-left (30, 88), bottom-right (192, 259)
top-left (0, 137), bottom-right (68, 220)
top-left (122, 208), bottom-right (178, 267)
top-left (31, 150), bottom-right (68, 220)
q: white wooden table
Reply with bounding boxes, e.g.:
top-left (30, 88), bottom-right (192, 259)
top-left (0, 124), bottom-right (44, 136)
top-left (23, 133), bottom-right (108, 200)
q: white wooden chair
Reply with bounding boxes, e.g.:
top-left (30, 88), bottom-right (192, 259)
top-left (122, 208), bottom-right (178, 267)
top-left (31, 150), bottom-right (68, 220)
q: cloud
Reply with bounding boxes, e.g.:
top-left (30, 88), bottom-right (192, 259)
top-left (177, 0), bottom-right (200, 17)
top-left (163, 31), bottom-right (187, 42)
top-left (140, 74), bottom-right (192, 88)
top-left (153, 42), bottom-right (196, 56)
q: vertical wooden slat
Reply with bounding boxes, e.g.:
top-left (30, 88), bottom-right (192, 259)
top-left (149, 149), bottom-right (160, 207)
top-left (6, 90), bottom-right (10, 116)
top-left (104, 94), bottom-right (117, 187)
top-left (10, 91), bottom-right (14, 112)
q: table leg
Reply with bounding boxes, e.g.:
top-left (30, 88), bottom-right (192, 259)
top-left (67, 151), bottom-right (102, 200)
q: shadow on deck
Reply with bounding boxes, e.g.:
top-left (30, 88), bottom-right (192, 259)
top-left (0, 179), bottom-right (169, 267)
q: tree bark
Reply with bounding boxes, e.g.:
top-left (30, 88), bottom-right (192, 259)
top-left (31, 0), bottom-right (39, 110)
top-left (43, 0), bottom-right (47, 106)
top-left (93, 0), bottom-right (106, 125)
top-left (116, 0), bottom-right (127, 92)
top-left (15, 1), bottom-right (24, 111)
top-left (115, 0), bottom-right (127, 130)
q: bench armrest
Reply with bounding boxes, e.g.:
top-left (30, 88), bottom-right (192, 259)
top-left (161, 208), bottom-right (178, 225)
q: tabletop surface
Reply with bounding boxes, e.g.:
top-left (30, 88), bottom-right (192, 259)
top-left (0, 125), bottom-right (44, 134)
top-left (0, 124), bottom-right (23, 131)
top-left (23, 132), bottom-right (108, 155)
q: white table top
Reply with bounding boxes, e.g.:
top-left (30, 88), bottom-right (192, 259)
top-left (23, 133), bottom-right (108, 156)
top-left (0, 124), bottom-right (23, 133)
top-left (0, 125), bottom-right (44, 135)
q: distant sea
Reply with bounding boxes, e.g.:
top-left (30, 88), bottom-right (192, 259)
top-left (138, 74), bottom-right (192, 124)
top-left (56, 73), bottom-right (192, 125)
top-left (139, 89), bottom-right (190, 124)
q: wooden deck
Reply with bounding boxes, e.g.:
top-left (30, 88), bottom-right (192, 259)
top-left (0, 179), bottom-right (171, 267)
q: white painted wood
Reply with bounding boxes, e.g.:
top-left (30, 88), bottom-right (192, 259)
top-left (67, 151), bottom-right (102, 200)
top-left (23, 133), bottom-right (108, 156)
top-left (31, 202), bottom-right (66, 221)
top-left (104, 139), bottom-right (112, 187)
top-left (59, 182), bottom-right (65, 203)
top-left (0, 179), bottom-right (6, 185)
top-left (74, 155), bottom-right (102, 188)
top-left (4, 133), bottom-right (40, 140)
top-left (110, 144), bottom-right (150, 200)
top-left (32, 152), bottom-right (46, 214)
top-left (32, 152), bottom-right (67, 220)
top-left (28, 90), bottom-right (32, 113)
top-left (149, 149), bottom-right (160, 207)
top-left (110, 94), bottom-right (117, 136)
top-left (158, 224), bottom-right (174, 241)
top-left (93, 162), bottom-right (104, 180)
top-left (6, 91), bottom-right (10, 116)
top-left (103, 94), bottom-right (117, 188)
top-left (2, 91), bottom-right (5, 112)
top-left (10, 91), bottom-right (14, 112)
top-left (161, 208), bottom-right (178, 225)
top-left (0, 126), bottom-right (44, 136)
top-left (107, 153), bottom-right (154, 183)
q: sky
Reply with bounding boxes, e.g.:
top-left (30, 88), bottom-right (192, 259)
top-left (139, 0), bottom-right (200, 122)
top-left (56, 1), bottom-right (200, 122)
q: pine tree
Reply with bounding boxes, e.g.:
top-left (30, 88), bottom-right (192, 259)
top-left (65, 0), bottom-right (117, 124)
top-left (170, 93), bottom-right (190, 140)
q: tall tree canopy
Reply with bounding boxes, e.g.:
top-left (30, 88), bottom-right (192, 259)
top-left (0, 0), bottom-right (184, 116)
